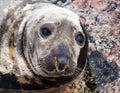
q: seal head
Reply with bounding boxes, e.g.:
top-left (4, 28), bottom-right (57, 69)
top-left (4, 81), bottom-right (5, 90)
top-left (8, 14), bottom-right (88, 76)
top-left (21, 4), bottom-right (88, 84)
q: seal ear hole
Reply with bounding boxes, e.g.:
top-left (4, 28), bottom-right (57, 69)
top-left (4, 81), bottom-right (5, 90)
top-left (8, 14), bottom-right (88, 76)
top-left (75, 32), bottom-right (85, 45)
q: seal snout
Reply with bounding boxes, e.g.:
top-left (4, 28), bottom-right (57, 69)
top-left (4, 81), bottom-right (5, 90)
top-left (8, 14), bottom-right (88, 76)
top-left (54, 51), bottom-right (69, 72)
top-left (40, 44), bottom-right (76, 77)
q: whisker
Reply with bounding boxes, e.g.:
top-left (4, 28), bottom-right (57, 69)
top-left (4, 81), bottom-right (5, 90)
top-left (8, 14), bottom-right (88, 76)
top-left (70, 67), bottom-right (83, 79)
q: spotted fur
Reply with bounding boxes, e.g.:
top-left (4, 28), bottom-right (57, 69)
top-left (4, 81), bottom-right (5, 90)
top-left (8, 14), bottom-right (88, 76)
top-left (0, 1), bottom-right (88, 93)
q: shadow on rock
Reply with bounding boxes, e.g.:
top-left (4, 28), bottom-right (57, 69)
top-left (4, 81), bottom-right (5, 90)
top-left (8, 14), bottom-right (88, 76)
top-left (84, 50), bottom-right (119, 92)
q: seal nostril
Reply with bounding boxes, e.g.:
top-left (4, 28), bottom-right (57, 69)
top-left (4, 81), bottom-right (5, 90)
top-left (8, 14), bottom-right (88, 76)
top-left (56, 56), bottom-right (69, 72)
top-left (58, 62), bottom-right (65, 71)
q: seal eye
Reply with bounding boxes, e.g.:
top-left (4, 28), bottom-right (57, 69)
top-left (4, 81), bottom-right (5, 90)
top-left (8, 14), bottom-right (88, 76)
top-left (75, 32), bottom-right (84, 45)
top-left (61, 0), bottom-right (67, 3)
top-left (40, 27), bottom-right (52, 38)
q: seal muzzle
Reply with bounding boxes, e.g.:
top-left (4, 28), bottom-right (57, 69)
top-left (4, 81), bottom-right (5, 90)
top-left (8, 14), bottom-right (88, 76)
top-left (40, 44), bottom-right (76, 77)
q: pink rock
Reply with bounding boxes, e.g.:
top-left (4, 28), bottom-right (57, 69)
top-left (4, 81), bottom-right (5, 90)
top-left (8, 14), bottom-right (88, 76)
top-left (72, 0), bottom-right (91, 8)
top-left (90, 0), bottom-right (108, 10)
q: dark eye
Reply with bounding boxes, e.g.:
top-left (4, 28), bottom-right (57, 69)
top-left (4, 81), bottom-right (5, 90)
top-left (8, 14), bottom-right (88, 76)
top-left (75, 32), bottom-right (84, 45)
top-left (61, 0), bottom-right (66, 3)
top-left (40, 27), bottom-right (52, 38)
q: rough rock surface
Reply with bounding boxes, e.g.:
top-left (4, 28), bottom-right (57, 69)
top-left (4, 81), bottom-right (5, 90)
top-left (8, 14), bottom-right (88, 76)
top-left (67, 0), bottom-right (120, 93)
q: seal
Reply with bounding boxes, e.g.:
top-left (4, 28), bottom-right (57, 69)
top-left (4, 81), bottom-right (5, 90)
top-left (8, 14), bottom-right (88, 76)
top-left (0, 1), bottom-right (88, 93)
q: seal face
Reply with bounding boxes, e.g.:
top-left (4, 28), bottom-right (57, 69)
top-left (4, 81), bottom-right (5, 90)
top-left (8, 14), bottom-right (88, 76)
top-left (0, 1), bottom-right (88, 91)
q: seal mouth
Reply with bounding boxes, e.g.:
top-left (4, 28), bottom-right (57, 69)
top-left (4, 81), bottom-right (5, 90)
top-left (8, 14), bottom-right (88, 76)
top-left (40, 63), bottom-right (75, 77)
